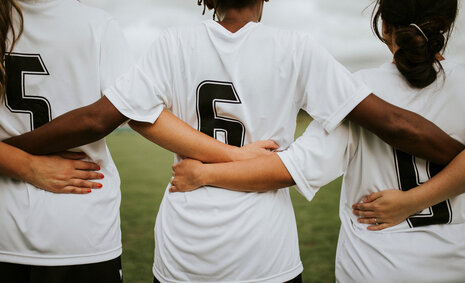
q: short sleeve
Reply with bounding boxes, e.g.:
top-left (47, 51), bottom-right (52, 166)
top-left (277, 121), bottom-right (351, 201)
top-left (297, 38), bottom-right (372, 133)
top-left (103, 31), bottom-right (174, 123)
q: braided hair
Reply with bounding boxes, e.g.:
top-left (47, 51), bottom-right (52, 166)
top-left (197, 0), bottom-right (263, 20)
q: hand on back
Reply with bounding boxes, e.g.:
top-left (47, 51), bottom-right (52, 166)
top-left (28, 152), bottom-right (104, 194)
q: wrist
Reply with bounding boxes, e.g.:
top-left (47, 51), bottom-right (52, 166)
top-left (201, 164), bottom-right (216, 187)
top-left (22, 153), bottom-right (37, 184)
top-left (404, 188), bottom-right (428, 215)
top-left (228, 146), bottom-right (247, 162)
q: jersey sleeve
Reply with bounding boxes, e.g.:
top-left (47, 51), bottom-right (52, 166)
top-left (277, 121), bottom-right (352, 201)
top-left (99, 19), bottom-right (134, 92)
top-left (297, 37), bottom-right (373, 133)
top-left (103, 31), bottom-right (174, 123)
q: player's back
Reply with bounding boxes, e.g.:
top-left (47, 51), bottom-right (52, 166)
top-left (152, 20), bottom-right (306, 283)
top-left (0, 0), bottom-right (131, 266)
top-left (337, 61), bottom-right (465, 282)
top-left (105, 17), bottom-right (369, 281)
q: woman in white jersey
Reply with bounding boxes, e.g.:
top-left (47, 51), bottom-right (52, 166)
top-left (4, 0), bottom-right (465, 282)
top-left (0, 0), bottom-right (133, 282)
top-left (0, 3), bottom-right (101, 195)
top-left (170, 0), bottom-right (465, 281)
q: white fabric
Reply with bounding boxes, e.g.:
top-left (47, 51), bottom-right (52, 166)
top-left (0, 0), bottom-right (132, 265)
top-left (278, 61), bottom-right (465, 282)
top-left (105, 20), bottom-right (371, 282)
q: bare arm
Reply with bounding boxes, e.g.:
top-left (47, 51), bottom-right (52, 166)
top-left (347, 94), bottom-right (464, 165)
top-left (173, 94), bottom-right (464, 194)
top-left (170, 154), bottom-right (294, 193)
top-left (3, 96), bottom-right (127, 155)
top-left (129, 111), bottom-right (278, 163)
top-left (353, 149), bottom-right (465, 230)
top-left (4, 96), bottom-right (277, 162)
top-left (0, 142), bottom-right (103, 194)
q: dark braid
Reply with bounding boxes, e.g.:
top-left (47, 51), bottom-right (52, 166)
top-left (197, 0), bottom-right (262, 20)
top-left (197, 0), bottom-right (207, 16)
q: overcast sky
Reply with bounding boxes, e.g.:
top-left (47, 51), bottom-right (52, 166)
top-left (81, 0), bottom-right (465, 71)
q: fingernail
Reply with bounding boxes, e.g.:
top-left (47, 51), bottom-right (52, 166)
top-left (98, 166), bottom-right (101, 171)
top-left (87, 189), bottom-right (92, 193)
top-left (100, 174), bottom-right (105, 179)
top-left (98, 183), bottom-right (103, 188)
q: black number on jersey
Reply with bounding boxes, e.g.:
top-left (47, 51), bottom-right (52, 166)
top-left (4, 53), bottom-right (51, 130)
top-left (394, 149), bottom-right (452, 227)
top-left (196, 81), bottom-right (245, 147)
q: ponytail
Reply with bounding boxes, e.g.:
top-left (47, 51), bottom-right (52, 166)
top-left (393, 22), bottom-right (444, 88)
top-left (0, 0), bottom-right (24, 100)
top-left (372, 0), bottom-right (457, 88)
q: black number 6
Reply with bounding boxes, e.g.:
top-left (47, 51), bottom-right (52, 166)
top-left (196, 81), bottom-right (245, 147)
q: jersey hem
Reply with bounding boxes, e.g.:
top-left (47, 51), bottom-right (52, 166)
top-left (153, 263), bottom-right (303, 283)
top-left (322, 86), bottom-right (372, 133)
top-left (0, 246), bottom-right (122, 266)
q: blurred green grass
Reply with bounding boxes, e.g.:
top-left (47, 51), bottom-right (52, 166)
top-left (106, 112), bottom-right (341, 283)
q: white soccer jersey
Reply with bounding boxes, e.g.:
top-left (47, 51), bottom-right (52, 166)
top-left (105, 20), bottom-right (371, 282)
top-left (278, 61), bottom-right (465, 282)
top-left (0, 0), bottom-right (131, 265)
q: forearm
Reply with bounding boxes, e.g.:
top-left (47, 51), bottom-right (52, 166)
top-left (0, 142), bottom-right (34, 181)
top-left (4, 96), bottom-right (127, 155)
top-left (348, 94), bottom-right (464, 165)
top-left (384, 111), bottom-right (463, 165)
top-left (406, 149), bottom-right (465, 211)
top-left (201, 154), bottom-right (294, 192)
top-left (130, 110), bottom-right (247, 163)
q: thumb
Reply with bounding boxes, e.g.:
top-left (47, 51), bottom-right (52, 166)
top-left (258, 140), bottom-right (279, 150)
top-left (362, 191), bottom-right (383, 203)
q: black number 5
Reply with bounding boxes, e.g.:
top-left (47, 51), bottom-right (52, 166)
top-left (5, 53), bottom-right (51, 130)
top-left (394, 149), bottom-right (452, 227)
top-left (196, 81), bottom-right (245, 147)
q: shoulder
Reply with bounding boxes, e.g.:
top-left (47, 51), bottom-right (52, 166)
top-left (154, 23), bottom-right (206, 45)
top-left (258, 24), bottom-right (318, 45)
top-left (353, 63), bottom-right (400, 86)
top-left (73, 1), bottom-right (113, 22)
top-left (442, 60), bottom-right (465, 77)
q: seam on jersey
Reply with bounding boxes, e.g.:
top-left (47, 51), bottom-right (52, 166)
top-left (153, 262), bottom-right (303, 283)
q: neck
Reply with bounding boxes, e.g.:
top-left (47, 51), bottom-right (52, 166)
top-left (217, 3), bottom-right (262, 33)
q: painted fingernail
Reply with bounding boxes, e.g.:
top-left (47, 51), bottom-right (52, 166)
top-left (98, 166), bottom-right (101, 171)
top-left (87, 189), bottom-right (92, 193)
top-left (98, 183), bottom-right (103, 188)
top-left (100, 174), bottom-right (105, 179)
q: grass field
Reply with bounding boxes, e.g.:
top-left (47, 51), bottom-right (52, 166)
top-left (106, 113), bottom-right (342, 283)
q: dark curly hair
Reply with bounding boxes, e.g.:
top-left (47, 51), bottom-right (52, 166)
top-left (372, 0), bottom-right (457, 88)
top-left (197, 0), bottom-right (263, 19)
